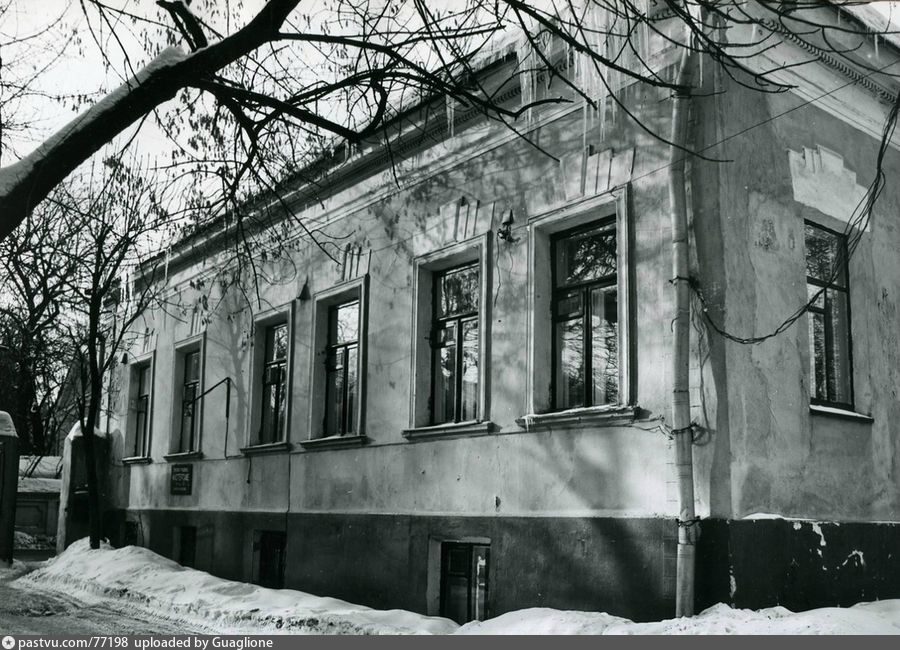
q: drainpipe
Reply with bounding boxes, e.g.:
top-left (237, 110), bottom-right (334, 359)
top-left (669, 43), bottom-right (698, 618)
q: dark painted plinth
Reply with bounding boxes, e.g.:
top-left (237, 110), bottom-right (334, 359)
top-left (108, 510), bottom-right (676, 622)
top-left (697, 518), bottom-right (900, 612)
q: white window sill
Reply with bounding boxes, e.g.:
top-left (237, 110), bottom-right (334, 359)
top-left (163, 450), bottom-right (203, 462)
top-left (809, 404), bottom-right (873, 423)
top-left (402, 420), bottom-right (494, 442)
top-left (240, 441), bottom-right (292, 456)
top-left (516, 405), bottom-right (636, 431)
top-left (122, 456), bottom-right (152, 465)
top-left (299, 434), bottom-right (367, 451)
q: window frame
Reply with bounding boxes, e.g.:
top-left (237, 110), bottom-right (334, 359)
top-left (125, 350), bottom-right (155, 461)
top-left (430, 262), bottom-right (481, 425)
top-left (260, 322), bottom-right (289, 444)
top-left (168, 333), bottom-right (206, 457)
top-left (324, 298), bottom-right (361, 436)
top-left (245, 303), bottom-right (295, 451)
top-left (549, 217), bottom-right (620, 410)
top-left (306, 276), bottom-right (368, 444)
top-left (525, 187), bottom-right (634, 417)
top-left (408, 233), bottom-right (491, 432)
top-left (804, 219), bottom-right (855, 410)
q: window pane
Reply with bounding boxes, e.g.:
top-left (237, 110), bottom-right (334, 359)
top-left (184, 351), bottom-right (200, 382)
top-left (329, 301), bottom-right (359, 345)
top-left (461, 319), bottom-right (479, 421)
top-left (181, 384), bottom-right (197, 450)
top-left (555, 317), bottom-right (584, 409)
top-left (810, 311), bottom-right (827, 401)
top-left (555, 290), bottom-right (583, 319)
top-left (433, 324), bottom-right (457, 424)
top-left (555, 224), bottom-right (616, 286)
top-left (261, 378), bottom-right (285, 443)
top-left (805, 224), bottom-right (846, 287)
top-left (325, 349), bottom-right (345, 436)
top-left (139, 365), bottom-right (151, 396)
top-left (436, 264), bottom-right (479, 318)
top-left (346, 346), bottom-right (358, 434)
top-left (265, 324), bottom-right (288, 362)
top-left (826, 289), bottom-right (852, 403)
top-left (134, 406), bottom-right (147, 456)
top-left (807, 283), bottom-right (825, 310)
top-left (472, 545), bottom-right (489, 622)
top-left (591, 288), bottom-right (619, 406)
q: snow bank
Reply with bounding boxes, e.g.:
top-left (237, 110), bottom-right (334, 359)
top-left (458, 602), bottom-right (900, 635)
top-left (14, 538), bottom-right (900, 635)
top-left (16, 539), bottom-right (457, 635)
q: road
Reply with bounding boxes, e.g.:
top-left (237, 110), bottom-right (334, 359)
top-left (0, 582), bottom-right (212, 635)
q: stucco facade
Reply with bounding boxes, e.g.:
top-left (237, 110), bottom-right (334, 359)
top-left (87, 10), bottom-right (900, 622)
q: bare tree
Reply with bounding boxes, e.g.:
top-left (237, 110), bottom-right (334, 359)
top-left (2, 1), bottom-right (895, 242)
top-left (0, 208), bottom-right (80, 454)
top-left (15, 156), bottom-right (174, 548)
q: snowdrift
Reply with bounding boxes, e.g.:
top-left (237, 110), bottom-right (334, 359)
top-left (15, 539), bottom-right (457, 635)
top-left (14, 538), bottom-right (900, 634)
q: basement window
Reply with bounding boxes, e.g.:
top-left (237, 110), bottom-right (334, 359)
top-left (440, 542), bottom-right (490, 624)
top-left (175, 525), bottom-right (197, 568)
top-left (252, 530), bottom-right (287, 589)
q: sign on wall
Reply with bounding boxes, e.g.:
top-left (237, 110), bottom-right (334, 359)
top-left (170, 464), bottom-right (193, 495)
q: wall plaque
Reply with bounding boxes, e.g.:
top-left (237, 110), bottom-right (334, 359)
top-left (170, 464), bottom-right (193, 495)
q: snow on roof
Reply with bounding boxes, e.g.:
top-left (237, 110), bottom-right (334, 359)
top-left (17, 476), bottom-right (62, 494)
top-left (18, 455), bottom-right (63, 478)
top-left (16, 539), bottom-right (457, 635)
top-left (66, 422), bottom-right (107, 441)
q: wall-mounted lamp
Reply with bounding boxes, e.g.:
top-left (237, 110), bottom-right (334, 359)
top-left (298, 276), bottom-right (311, 301)
top-left (120, 352), bottom-right (128, 365)
top-left (497, 209), bottom-right (517, 243)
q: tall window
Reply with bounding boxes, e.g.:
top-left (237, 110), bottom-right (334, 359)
top-left (806, 222), bottom-right (852, 407)
top-left (552, 219), bottom-right (618, 410)
top-left (432, 263), bottom-right (479, 424)
top-left (325, 300), bottom-right (359, 435)
top-left (178, 350), bottom-right (201, 452)
top-left (260, 323), bottom-right (288, 443)
top-left (133, 364), bottom-right (152, 457)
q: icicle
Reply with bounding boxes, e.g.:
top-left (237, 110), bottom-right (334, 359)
top-left (875, 33), bottom-right (880, 60)
top-left (446, 95), bottom-right (455, 138)
top-left (517, 35), bottom-right (534, 126)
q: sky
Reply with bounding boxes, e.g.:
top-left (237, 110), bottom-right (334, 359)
top-left (3, 1), bottom-right (900, 175)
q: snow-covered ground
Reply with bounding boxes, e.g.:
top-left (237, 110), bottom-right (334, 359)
top-left (11, 539), bottom-right (900, 634)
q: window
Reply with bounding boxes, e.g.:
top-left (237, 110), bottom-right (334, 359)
top-left (523, 189), bottom-right (633, 419)
top-left (260, 323), bottom-right (288, 444)
top-left (132, 363), bottom-right (152, 457)
top-left (178, 350), bottom-right (201, 452)
top-left (325, 300), bottom-right (360, 435)
top-left (805, 222), bottom-right (852, 407)
top-left (175, 525), bottom-right (197, 568)
top-left (551, 219), bottom-right (618, 410)
top-left (408, 234), bottom-right (490, 433)
top-left (306, 277), bottom-right (367, 446)
top-left (432, 264), bottom-right (480, 424)
top-left (252, 530), bottom-right (286, 589)
top-left (440, 542), bottom-right (489, 624)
